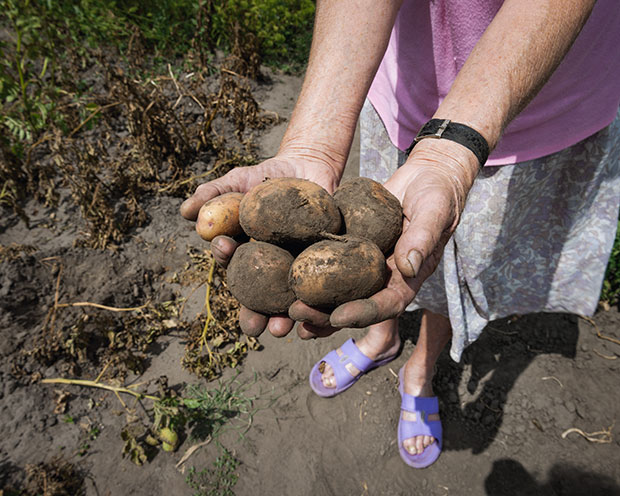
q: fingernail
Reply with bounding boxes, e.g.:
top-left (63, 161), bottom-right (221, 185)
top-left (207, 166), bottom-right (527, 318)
top-left (406, 249), bottom-right (423, 278)
top-left (210, 238), bottom-right (222, 254)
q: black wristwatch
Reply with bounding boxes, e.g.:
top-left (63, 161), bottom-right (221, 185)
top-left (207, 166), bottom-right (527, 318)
top-left (406, 118), bottom-right (490, 167)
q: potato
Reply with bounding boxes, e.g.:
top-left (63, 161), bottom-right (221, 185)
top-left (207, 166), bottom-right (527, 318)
top-left (227, 241), bottom-right (296, 315)
top-left (289, 235), bottom-right (387, 308)
top-left (334, 177), bottom-right (403, 253)
top-left (196, 192), bottom-right (244, 241)
top-left (239, 178), bottom-right (341, 246)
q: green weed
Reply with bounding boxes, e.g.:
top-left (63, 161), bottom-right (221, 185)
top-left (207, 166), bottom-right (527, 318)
top-left (601, 219), bottom-right (620, 307)
top-left (186, 449), bottom-right (240, 496)
top-left (210, 0), bottom-right (315, 70)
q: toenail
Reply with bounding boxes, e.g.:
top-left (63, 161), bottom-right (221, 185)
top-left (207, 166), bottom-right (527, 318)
top-left (318, 361), bottom-right (326, 373)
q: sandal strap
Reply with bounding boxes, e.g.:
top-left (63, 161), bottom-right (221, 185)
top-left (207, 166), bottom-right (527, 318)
top-left (401, 394), bottom-right (439, 416)
top-left (319, 339), bottom-right (376, 389)
top-left (321, 349), bottom-right (358, 388)
top-left (339, 338), bottom-right (375, 371)
top-left (399, 411), bottom-right (443, 448)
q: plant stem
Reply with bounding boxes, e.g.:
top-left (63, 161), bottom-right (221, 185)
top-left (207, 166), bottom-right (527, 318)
top-left (42, 377), bottom-right (160, 402)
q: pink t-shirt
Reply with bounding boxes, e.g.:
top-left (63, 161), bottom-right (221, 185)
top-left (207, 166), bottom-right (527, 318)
top-left (367, 0), bottom-right (620, 166)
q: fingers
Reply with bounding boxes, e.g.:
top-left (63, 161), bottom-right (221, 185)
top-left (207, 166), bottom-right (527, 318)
top-left (238, 307), bottom-right (295, 338)
top-left (180, 168), bottom-right (247, 221)
top-left (330, 287), bottom-right (408, 328)
top-left (288, 301), bottom-right (332, 327)
top-left (296, 322), bottom-right (340, 340)
top-left (239, 306), bottom-right (268, 337)
top-left (180, 181), bottom-right (228, 221)
top-left (288, 300), bottom-right (341, 339)
top-left (267, 315), bottom-right (295, 337)
top-left (393, 196), bottom-right (452, 279)
top-left (210, 235), bottom-right (240, 268)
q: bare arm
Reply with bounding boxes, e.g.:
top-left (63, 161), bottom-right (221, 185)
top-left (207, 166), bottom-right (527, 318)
top-left (180, 0), bottom-right (402, 221)
top-left (438, 0), bottom-right (596, 151)
top-left (278, 0), bottom-right (403, 176)
top-left (301, 0), bottom-right (599, 332)
top-left (385, 0), bottom-right (597, 283)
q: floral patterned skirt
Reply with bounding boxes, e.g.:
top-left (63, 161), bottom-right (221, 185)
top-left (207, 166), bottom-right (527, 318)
top-left (360, 100), bottom-right (620, 361)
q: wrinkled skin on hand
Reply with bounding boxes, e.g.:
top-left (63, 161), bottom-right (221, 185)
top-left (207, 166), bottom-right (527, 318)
top-left (181, 140), bottom-right (478, 339)
top-left (180, 155), bottom-right (340, 221)
top-left (180, 154), bottom-right (340, 337)
top-left (290, 139), bottom-right (479, 339)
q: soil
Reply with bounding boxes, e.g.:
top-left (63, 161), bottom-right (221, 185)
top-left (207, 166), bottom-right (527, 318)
top-left (2, 71), bottom-right (620, 496)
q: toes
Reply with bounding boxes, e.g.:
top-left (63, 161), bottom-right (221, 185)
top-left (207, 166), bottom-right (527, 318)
top-left (415, 436), bottom-right (425, 454)
top-left (319, 362), bottom-right (336, 388)
top-left (404, 439), bottom-right (417, 455)
top-left (423, 435), bottom-right (434, 449)
top-left (403, 435), bottom-right (435, 455)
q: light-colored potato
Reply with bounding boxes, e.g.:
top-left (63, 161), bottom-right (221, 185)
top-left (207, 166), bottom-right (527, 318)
top-left (227, 241), bottom-right (296, 315)
top-left (196, 192), bottom-right (244, 241)
top-left (239, 178), bottom-right (341, 246)
top-left (289, 235), bottom-right (387, 308)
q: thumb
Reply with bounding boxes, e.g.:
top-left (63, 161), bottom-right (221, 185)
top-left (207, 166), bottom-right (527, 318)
top-left (180, 165), bottom-right (257, 220)
top-left (393, 200), bottom-right (452, 279)
top-left (180, 178), bottom-right (236, 221)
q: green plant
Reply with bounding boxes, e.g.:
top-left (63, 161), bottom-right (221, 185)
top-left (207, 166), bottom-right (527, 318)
top-left (186, 449), bottom-right (240, 496)
top-left (151, 373), bottom-right (257, 445)
top-left (182, 376), bottom-right (256, 441)
top-left (1, 0), bottom-right (59, 146)
top-left (601, 219), bottom-right (620, 306)
top-left (209, 0), bottom-right (315, 69)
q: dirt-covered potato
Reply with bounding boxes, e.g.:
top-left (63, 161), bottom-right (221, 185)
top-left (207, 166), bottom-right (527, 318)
top-left (289, 235), bottom-right (387, 308)
top-left (239, 178), bottom-right (341, 246)
top-left (196, 192), bottom-right (244, 241)
top-left (334, 177), bottom-right (403, 253)
top-left (227, 241), bottom-right (296, 315)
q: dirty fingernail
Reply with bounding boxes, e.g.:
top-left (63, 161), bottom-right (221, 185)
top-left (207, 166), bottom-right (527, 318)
top-left (406, 249), bottom-right (423, 278)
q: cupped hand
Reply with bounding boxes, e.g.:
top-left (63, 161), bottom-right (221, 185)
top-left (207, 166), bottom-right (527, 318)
top-left (180, 155), bottom-right (340, 221)
top-left (291, 138), bottom-right (480, 338)
top-left (180, 154), bottom-right (341, 338)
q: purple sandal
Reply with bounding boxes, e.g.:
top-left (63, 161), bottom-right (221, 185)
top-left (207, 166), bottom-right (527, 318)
top-left (309, 338), bottom-right (397, 398)
top-left (398, 367), bottom-right (443, 468)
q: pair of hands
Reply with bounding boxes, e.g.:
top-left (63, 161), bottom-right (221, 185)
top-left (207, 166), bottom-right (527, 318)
top-left (180, 140), bottom-right (477, 339)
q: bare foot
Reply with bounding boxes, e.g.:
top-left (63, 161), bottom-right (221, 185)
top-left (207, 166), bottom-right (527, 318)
top-left (319, 319), bottom-right (400, 389)
top-left (400, 361), bottom-right (440, 456)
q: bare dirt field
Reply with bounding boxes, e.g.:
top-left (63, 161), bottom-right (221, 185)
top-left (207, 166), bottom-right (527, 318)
top-left (1, 69), bottom-right (620, 496)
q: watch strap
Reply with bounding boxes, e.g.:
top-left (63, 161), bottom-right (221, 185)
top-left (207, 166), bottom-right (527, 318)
top-left (406, 119), bottom-right (490, 167)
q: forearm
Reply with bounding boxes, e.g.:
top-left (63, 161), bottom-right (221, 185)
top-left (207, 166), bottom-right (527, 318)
top-left (436, 0), bottom-right (596, 155)
top-left (396, 0), bottom-right (596, 209)
top-left (278, 0), bottom-right (402, 177)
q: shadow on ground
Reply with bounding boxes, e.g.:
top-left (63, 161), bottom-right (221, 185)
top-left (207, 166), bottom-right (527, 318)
top-left (484, 458), bottom-right (620, 496)
top-left (399, 311), bottom-right (579, 454)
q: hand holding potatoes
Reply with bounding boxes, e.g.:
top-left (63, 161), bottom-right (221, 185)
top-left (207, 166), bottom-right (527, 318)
top-left (179, 155), bottom-right (340, 224)
top-left (295, 138), bottom-right (480, 338)
top-left (180, 154), bottom-right (341, 336)
top-left (196, 176), bottom-right (406, 338)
